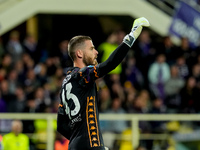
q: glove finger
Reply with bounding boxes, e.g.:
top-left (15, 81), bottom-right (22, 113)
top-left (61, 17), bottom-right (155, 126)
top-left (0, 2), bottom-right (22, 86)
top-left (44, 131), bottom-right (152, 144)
top-left (132, 17), bottom-right (150, 28)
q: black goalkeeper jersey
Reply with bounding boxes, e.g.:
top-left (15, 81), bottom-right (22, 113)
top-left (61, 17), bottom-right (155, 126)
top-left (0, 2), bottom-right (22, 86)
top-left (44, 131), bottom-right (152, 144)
top-left (58, 65), bottom-right (104, 150)
top-left (57, 43), bottom-right (130, 150)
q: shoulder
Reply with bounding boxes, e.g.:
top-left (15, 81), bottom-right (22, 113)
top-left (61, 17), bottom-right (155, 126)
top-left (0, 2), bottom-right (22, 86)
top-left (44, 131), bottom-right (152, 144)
top-left (79, 65), bottom-right (99, 77)
top-left (79, 65), bottom-right (95, 72)
top-left (149, 63), bottom-right (157, 69)
top-left (62, 67), bottom-right (80, 82)
top-left (18, 133), bottom-right (29, 141)
top-left (77, 65), bottom-right (100, 85)
top-left (65, 67), bottom-right (79, 75)
top-left (19, 133), bottom-right (29, 138)
top-left (3, 133), bottom-right (14, 140)
top-left (3, 132), bottom-right (13, 137)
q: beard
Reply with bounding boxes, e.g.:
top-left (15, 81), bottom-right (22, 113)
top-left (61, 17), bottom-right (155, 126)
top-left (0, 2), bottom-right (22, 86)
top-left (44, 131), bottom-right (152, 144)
top-left (83, 54), bottom-right (98, 66)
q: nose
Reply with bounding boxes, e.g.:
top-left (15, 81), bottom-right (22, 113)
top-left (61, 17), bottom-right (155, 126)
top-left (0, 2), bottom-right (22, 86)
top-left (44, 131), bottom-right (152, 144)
top-left (95, 49), bottom-right (98, 55)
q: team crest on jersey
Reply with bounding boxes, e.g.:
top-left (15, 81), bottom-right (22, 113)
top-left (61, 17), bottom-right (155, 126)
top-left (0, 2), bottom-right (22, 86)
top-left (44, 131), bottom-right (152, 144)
top-left (62, 75), bottom-right (71, 86)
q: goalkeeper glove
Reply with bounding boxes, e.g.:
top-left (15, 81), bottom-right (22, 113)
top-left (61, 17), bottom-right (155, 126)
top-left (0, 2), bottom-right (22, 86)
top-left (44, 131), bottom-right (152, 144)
top-left (123, 17), bottom-right (150, 47)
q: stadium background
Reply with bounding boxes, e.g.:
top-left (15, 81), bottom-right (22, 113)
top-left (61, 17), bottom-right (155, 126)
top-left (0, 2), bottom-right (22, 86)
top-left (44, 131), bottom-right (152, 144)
top-left (1, 0), bottom-right (200, 150)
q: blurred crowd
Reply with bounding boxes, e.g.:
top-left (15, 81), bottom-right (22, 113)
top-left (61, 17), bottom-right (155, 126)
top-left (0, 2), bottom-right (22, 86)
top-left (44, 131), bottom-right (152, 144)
top-left (0, 31), bottom-right (72, 114)
top-left (97, 29), bottom-right (200, 115)
top-left (97, 29), bottom-right (200, 150)
top-left (1, 29), bottom-right (200, 149)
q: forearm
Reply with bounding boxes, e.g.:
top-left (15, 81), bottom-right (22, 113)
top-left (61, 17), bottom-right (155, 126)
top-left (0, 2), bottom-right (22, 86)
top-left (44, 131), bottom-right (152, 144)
top-left (98, 17), bottom-right (150, 77)
top-left (98, 42), bottom-right (130, 77)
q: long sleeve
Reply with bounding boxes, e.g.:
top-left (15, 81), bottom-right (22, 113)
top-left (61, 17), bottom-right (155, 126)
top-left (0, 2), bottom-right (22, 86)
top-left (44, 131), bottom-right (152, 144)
top-left (98, 42), bottom-right (130, 77)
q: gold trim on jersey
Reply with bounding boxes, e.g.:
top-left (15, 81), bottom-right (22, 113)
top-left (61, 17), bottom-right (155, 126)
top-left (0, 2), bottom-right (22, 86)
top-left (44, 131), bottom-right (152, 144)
top-left (94, 66), bottom-right (99, 78)
top-left (86, 96), bottom-right (100, 147)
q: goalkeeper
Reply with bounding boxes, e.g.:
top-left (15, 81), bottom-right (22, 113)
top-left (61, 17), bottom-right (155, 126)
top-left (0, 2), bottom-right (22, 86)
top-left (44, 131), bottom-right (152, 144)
top-left (57, 17), bottom-right (150, 150)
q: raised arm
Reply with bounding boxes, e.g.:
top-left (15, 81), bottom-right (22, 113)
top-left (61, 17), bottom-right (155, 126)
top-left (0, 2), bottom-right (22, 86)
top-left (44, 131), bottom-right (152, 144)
top-left (98, 17), bottom-right (150, 77)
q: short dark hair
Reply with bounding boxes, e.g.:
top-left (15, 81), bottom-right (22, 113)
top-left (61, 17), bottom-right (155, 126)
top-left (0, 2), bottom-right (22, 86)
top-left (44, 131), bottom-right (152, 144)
top-left (68, 35), bottom-right (92, 61)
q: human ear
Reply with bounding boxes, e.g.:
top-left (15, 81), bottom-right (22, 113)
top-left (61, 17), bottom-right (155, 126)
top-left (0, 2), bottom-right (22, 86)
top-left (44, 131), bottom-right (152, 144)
top-left (77, 50), bottom-right (83, 58)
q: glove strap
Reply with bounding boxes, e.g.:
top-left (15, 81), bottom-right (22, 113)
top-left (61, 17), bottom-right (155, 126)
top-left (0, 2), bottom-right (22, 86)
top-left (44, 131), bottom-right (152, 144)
top-left (123, 34), bottom-right (135, 47)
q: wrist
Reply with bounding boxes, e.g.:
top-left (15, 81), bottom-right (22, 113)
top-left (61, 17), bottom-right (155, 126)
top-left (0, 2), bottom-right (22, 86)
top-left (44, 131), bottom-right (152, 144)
top-left (123, 34), bottom-right (135, 47)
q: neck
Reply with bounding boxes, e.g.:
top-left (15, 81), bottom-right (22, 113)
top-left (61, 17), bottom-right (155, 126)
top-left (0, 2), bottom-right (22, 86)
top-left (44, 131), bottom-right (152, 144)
top-left (13, 132), bottom-right (19, 136)
top-left (74, 61), bottom-right (86, 69)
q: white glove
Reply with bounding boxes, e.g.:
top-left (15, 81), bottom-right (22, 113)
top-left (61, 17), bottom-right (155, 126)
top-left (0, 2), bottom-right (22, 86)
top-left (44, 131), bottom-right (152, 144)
top-left (123, 17), bottom-right (150, 47)
top-left (105, 146), bottom-right (109, 150)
